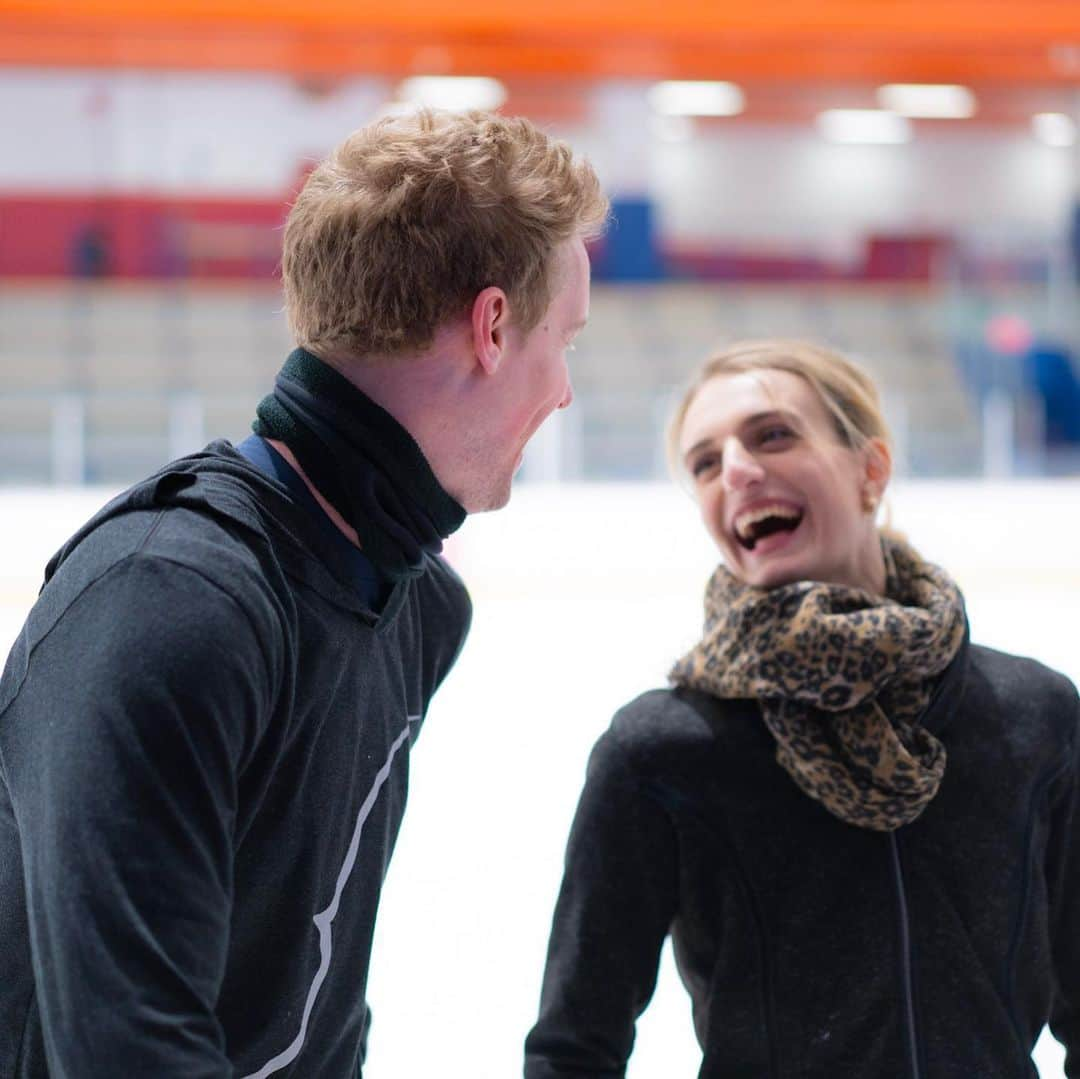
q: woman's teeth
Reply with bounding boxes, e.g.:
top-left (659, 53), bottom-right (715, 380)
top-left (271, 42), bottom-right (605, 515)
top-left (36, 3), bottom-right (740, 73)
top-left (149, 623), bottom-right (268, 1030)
top-left (734, 504), bottom-right (803, 550)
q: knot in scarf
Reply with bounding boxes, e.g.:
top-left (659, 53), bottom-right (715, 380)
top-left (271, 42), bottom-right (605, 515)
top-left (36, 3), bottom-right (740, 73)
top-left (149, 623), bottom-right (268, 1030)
top-left (670, 536), bottom-right (967, 832)
top-left (253, 349), bottom-right (466, 580)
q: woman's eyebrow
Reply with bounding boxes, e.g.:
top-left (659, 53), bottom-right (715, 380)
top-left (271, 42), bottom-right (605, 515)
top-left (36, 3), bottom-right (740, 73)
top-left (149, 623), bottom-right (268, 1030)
top-left (683, 436), bottom-right (715, 461)
top-left (744, 408), bottom-right (798, 427)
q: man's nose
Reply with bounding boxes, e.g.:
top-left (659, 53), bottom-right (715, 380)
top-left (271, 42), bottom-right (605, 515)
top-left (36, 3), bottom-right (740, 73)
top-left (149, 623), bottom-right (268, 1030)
top-left (721, 437), bottom-right (765, 490)
top-left (558, 378), bottom-right (574, 410)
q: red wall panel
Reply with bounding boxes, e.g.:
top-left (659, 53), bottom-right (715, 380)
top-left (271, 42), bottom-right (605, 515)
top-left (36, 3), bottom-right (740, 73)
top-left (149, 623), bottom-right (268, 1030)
top-left (0, 194), bottom-right (287, 279)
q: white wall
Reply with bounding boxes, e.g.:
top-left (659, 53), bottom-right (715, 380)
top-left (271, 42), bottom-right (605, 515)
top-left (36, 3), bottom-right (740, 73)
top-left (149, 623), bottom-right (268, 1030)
top-left (2, 68), bottom-right (1077, 252)
top-left (0, 68), bottom-right (387, 194)
top-left (650, 127), bottom-right (1078, 252)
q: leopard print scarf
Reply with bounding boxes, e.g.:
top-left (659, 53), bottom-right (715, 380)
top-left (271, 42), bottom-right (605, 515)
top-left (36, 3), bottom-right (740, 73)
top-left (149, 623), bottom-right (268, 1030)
top-left (669, 536), bottom-right (966, 831)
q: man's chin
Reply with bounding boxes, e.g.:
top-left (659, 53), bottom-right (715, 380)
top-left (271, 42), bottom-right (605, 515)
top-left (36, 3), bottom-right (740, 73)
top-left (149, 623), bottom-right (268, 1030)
top-left (461, 476), bottom-right (513, 514)
top-left (476, 492), bottom-right (512, 514)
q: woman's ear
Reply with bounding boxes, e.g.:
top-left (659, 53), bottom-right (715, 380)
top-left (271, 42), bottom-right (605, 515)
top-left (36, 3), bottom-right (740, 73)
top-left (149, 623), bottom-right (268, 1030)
top-left (470, 286), bottom-right (509, 376)
top-left (862, 437), bottom-right (893, 511)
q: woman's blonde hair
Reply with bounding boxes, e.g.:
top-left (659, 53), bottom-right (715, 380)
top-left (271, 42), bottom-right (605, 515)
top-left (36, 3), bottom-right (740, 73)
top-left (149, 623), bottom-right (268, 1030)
top-left (666, 338), bottom-right (893, 480)
top-left (282, 108), bottom-right (609, 361)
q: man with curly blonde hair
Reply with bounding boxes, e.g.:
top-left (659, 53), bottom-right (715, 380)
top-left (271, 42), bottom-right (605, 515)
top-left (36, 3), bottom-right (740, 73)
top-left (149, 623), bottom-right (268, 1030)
top-left (0, 109), bottom-right (607, 1079)
top-left (276, 108), bottom-right (608, 513)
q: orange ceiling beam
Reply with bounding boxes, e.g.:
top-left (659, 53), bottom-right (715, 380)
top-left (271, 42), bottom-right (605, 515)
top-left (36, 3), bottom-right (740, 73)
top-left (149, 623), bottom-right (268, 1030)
top-left (6, 0), bottom-right (1080, 38)
top-left (2, 2), bottom-right (1080, 82)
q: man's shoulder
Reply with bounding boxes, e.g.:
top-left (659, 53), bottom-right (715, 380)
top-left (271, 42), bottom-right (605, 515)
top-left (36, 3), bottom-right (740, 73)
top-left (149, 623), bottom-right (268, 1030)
top-left (1, 520), bottom-right (283, 727)
top-left (138, 491), bottom-right (284, 604)
top-left (27, 448), bottom-right (294, 662)
top-left (49, 466), bottom-right (284, 608)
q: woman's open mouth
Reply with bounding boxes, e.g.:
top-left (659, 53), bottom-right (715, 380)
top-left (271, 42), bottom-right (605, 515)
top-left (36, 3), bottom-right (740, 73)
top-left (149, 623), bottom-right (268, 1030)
top-left (733, 503), bottom-right (804, 552)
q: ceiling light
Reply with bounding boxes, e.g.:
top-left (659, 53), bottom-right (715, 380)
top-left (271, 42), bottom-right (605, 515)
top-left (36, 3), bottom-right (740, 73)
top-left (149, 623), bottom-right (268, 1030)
top-left (817, 109), bottom-right (911, 144)
top-left (876, 84), bottom-right (975, 119)
top-left (397, 76), bottom-right (507, 112)
top-left (376, 101), bottom-right (421, 120)
top-left (647, 81), bottom-right (745, 117)
top-left (1033, 112), bottom-right (1077, 147)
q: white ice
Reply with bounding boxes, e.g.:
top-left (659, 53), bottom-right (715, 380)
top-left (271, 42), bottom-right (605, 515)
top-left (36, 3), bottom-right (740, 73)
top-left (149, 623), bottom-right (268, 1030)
top-left (1, 480), bottom-right (1078, 1077)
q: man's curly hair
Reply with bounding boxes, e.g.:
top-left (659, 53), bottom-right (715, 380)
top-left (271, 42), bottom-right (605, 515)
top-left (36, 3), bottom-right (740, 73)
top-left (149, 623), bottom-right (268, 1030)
top-left (283, 109), bottom-right (609, 360)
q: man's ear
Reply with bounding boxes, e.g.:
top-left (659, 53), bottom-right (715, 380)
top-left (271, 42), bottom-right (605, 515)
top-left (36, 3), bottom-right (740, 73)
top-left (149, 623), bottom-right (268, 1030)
top-left (863, 436), bottom-right (893, 500)
top-left (470, 287), bottom-right (509, 376)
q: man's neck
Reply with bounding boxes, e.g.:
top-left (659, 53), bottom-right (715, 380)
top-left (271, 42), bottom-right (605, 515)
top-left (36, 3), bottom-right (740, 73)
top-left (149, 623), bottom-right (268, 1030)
top-left (320, 334), bottom-right (470, 507)
top-left (264, 438), bottom-right (362, 549)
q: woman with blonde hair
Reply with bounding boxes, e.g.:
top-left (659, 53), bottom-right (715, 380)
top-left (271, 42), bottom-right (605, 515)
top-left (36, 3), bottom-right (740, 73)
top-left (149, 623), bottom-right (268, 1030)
top-left (524, 339), bottom-right (1080, 1077)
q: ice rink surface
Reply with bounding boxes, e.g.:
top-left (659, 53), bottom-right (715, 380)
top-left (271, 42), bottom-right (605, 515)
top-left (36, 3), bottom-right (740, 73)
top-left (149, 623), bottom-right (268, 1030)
top-left (2, 478), bottom-right (1078, 1077)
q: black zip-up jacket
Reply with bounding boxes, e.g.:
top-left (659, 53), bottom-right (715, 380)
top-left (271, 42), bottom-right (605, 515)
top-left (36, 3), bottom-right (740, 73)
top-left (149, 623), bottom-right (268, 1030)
top-left (525, 636), bottom-right (1080, 1078)
top-left (0, 443), bottom-right (471, 1078)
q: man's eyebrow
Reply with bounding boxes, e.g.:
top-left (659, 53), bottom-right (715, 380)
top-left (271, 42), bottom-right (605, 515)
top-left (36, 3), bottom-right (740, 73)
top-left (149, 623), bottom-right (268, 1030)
top-left (568, 317), bottom-right (588, 333)
top-left (682, 409), bottom-right (798, 461)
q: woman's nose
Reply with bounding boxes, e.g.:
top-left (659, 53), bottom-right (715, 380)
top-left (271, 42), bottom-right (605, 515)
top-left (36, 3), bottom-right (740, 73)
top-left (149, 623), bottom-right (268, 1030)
top-left (721, 438), bottom-right (765, 490)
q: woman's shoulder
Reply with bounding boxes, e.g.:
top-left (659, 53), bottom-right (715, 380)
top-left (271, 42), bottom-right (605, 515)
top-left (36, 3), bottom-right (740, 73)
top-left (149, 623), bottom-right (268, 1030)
top-left (602, 686), bottom-right (767, 778)
top-left (967, 643), bottom-right (1078, 710)
top-left (963, 642), bottom-right (1080, 752)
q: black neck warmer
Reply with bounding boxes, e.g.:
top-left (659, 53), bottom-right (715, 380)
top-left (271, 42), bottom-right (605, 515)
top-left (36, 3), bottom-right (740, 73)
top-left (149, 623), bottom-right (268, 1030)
top-left (252, 348), bottom-right (466, 580)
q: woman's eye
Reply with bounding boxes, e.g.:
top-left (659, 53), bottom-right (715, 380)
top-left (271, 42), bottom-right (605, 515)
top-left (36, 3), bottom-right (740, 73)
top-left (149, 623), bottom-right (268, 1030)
top-left (691, 454), bottom-right (720, 477)
top-left (759, 426), bottom-right (793, 445)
